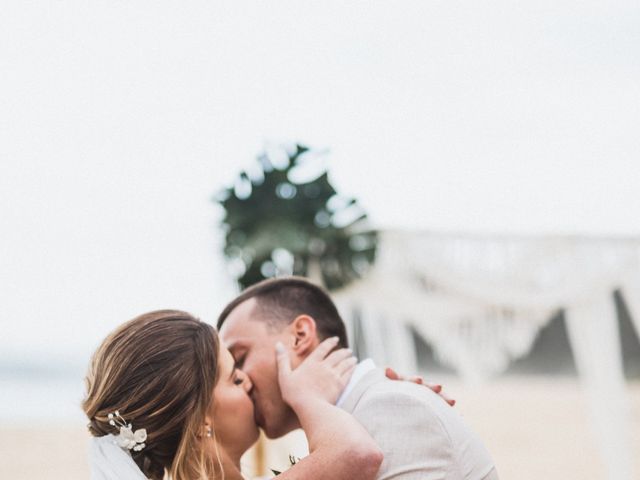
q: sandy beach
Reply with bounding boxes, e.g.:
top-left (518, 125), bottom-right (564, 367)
top-left (2, 377), bottom-right (638, 479)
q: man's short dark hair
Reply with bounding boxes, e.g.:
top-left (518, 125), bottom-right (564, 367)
top-left (217, 276), bottom-right (349, 348)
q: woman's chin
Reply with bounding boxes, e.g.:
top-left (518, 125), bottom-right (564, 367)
top-left (250, 426), bottom-right (260, 445)
top-left (238, 427), bottom-right (261, 457)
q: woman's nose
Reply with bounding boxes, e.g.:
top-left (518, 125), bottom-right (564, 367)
top-left (239, 371), bottom-right (253, 393)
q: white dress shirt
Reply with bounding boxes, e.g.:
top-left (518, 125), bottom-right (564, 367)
top-left (336, 358), bottom-right (376, 407)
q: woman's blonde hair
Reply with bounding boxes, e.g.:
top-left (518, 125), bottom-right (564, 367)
top-left (83, 310), bottom-right (222, 479)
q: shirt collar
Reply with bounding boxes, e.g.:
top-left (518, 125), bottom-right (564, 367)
top-left (336, 358), bottom-right (376, 407)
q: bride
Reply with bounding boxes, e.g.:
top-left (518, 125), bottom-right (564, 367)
top-left (83, 309), bottom-right (383, 479)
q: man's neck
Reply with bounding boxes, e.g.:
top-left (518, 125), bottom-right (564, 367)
top-left (286, 359), bottom-right (376, 430)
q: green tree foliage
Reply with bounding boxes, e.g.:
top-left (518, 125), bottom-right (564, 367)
top-left (217, 144), bottom-right (377, 290)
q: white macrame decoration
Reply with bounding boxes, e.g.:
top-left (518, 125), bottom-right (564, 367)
top-left (334, 230), bottom-right (640, 480)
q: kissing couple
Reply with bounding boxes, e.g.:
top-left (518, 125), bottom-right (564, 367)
top-left (84, 277), bottom-right (498, 479)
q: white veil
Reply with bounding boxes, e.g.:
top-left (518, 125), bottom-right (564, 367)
top-left (89, 435), bottom-right (148, 480)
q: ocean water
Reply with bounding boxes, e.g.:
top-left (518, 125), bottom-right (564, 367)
top-left (0, 370), bottom-right (87, 426)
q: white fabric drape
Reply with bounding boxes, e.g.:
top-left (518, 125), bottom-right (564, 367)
top-left (621, 275), bottom-right (640, 347)
top-left (335, 230), bottom-right (640, 480)
top-left (89, 435), bottom-right (147, 480)
top-left (565, 298), bottom-right (632, 480)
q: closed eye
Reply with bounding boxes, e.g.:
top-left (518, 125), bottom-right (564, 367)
top-left (234, 356), bottom-right (245, 370)
top-left (232, 369), bottom-right (244, 385)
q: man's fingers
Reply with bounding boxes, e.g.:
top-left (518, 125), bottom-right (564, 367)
top-left (325, 347), bottom-right (353, 367)
top-left (310, 336), bottom-right (340, 361)
top-left (275, 341), bottom-right (291, 377)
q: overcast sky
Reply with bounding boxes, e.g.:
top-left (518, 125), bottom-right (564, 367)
top-left (1, 1), bottom-right (639, 361)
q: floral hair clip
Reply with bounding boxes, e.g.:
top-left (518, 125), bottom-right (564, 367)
top-left (108, 410), bottom-right (147, 452)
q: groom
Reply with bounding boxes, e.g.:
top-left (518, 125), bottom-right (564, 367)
top-left (218, 276), bottom-right (498, 480)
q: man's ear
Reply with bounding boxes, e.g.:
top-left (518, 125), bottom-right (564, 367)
top-left (289, 315), bottom-right (319, 357)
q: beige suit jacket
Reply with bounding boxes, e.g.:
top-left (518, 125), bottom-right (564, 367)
top-left (340, 369), bottom-right (498, 480)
